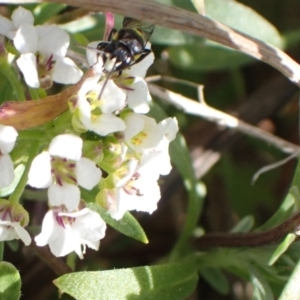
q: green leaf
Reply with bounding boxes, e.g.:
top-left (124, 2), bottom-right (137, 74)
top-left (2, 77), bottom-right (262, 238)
top-left (259, 191), bottom-right (296, 231)
top-left (166, 0), bottom-right (284, 71)
top-left (33, 3), bottom-right (67, 24)
top-left (249, 265), bottom-right (273, 300)
top-left (149, 103), bottom-right (205, 258)
top-left (0, 165), bottom-right (25, 198)
top-left (231, 215), bottom-right (255, 233)
top-left (87, 203), bottom-right (148, 244)
top-left (54, 260), bottom-right (198, 300)
top-left (205, 0), bottom-right (284, 48)
top-left (199, 267), bottom-right (230, 295)
top-left (167, 44), bottom-right (253, 71)
top-left (268, 233), bottom-right (296, 266)
top-left (279, 258), bottom-right (300, 300)
top-left (0, 262), bottom-right (21, 300)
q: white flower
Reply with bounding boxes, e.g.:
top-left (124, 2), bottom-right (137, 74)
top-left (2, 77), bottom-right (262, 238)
top-left (0, 200), bottom-right (31, 245)
top-left (123, 113), bottom-right (164, 153)
top-left (0, 125), bottom-right (18, 188)
top-left (35, 207), bottom-right (106, 258)
top-left (123, 76), bottom-right (152, 114)
top-left (73, 75), bottom-right (126, 136)
top-left (28, 134), bottom-right (102, 211)
top-left (86, 41), bottom-right (153, 114)
top-left (106, 159), bottom-right (161, 220)
top-left (141, 117), bottom-right (179, 175)
top-left (0, 7), bottom-right (34, 40)
top-left (14, 23), bottom-right (82, 88)
top-left (0, 219), bottom-right (31, 245)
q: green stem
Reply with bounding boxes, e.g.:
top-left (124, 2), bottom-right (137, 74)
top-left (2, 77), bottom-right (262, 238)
top-left (0, 242), bottom-right (3, 261)
top-left (98, 160), bottom-right (116, 174)
top-left (38, 88), bottom-right (47, 99)
top-left (28, 87), bottom-right (40, 100)
top-left (0, 63), bottom-right (26, 101)
top-left (9, 141), bottom-right (40, 204)
top-left (66, 252), bottom-right (76, 271)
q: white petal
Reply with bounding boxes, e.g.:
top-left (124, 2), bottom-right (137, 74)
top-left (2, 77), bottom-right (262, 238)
top-left (123, 113), bottom-right (145, 138)
top-left (37, 25), bottom-right (69, 57)
top-left (140, 151), bottom-right (171, 176)
top-left (124, 114), bottom-right (163, 151)
top-left (16, 53), bottom-right (39, 88)
top-left (108, 189), bottom-right (127, 220)
top-left (49, 134), bottom-right (82, 160)
top-left (35, 210), bottom-right (62, 246)
top-left (76, 157), bottom-right (101, 190)
top-left (126, 77), bottom-right (151, 114)
top-left (48, 225), bottom-right (78, 257)
top-left (78, 75), bottom-right (101, 98)
top-left (48, 183), bottom-right (80, 211)
top-left (119, 179), bottom-right (160, 214)
top-left (28, 152), bottom-right (52, 188)
top-left (14, 23), bottom-right (37, 53)
top-left (91, 114), bottom-right (126, 136)
top-left (0, 155), bottom-right (14, 188)
top-left (13, 223), bottom-right (32, 245)
top-left (72, 208), bottom-right (106, 242)
top-left (0, 225), bottom-right (18, 241)
top-left (0, 125), bottom-right (18, 154)
top-left (86, 41), bottom-right (104, 74)
top-left (116, 159), bottom-right (139, 188)
top-left (51, 57), bottom-right (83, 84)
top-left (128, 50), bottom-right (154, 78)
top-left (11, 7), bottom-right (34, 28)
top-left (159, 117), bottom-right (179, 142)
top-left (98, 80), bottom-right (126, 113)
top-left (0, 15), bottom-right (14, 37)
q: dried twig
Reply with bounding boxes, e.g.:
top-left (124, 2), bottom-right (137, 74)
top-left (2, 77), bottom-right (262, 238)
top-left (3, 0), bottom-right (300, 87)
top-left (148, 83), bottom-right (300, 154)
top-left (193, 210), bottom-right (300, 248)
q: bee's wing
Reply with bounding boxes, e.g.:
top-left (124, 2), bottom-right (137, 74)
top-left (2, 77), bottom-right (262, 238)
top-left (123, 17), bottom-right (155, 44)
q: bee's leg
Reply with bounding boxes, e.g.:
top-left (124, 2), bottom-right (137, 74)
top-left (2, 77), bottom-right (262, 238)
top-left (131, 49), bottom-right (152, 65)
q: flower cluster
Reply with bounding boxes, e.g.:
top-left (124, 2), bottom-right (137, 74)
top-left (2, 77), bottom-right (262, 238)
top-left (0, 6), bottom-right (82, 88)
top-left (70, 40), bottom-right (178, 221)
top-left (0, 7), bottom-right (178, 259)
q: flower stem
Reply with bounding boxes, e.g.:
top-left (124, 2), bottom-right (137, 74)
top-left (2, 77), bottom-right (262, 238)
top-left (0, 63), bottom-right (26, 101)
top-left (28, 87), bottom-right (40, 100)
top-left (193, 211), bottom-right (300, 249)
top-left (9, 141), bottom-right (40, 204)
top-left (29, 87), bottom-right (47, 99)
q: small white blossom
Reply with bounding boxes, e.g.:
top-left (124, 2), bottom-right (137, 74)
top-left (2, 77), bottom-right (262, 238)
top-left (86, 41), bottom-right (153, 114)
top-left (123, 113), bottom-right (164, 153)
top-left (28, 134), bottom-right (102, 211)
top-left (141, 117), bottom-right (179, 175)
top-left (0, 6), bottom-right (33, 40)
top-left (0, 125), bottom-right (18, 188)
top-left (14, 23), bottom-right (82, 88)
top-left (35, 207), bottom-right (106, 258)
top-left (106, 159), bottom-right (161, 220)
top-left (0, 219), bottom-right (31, 245)
top-left (73, 75), bottom-right (126, 135)
top-left (0, 200), bottom-right (31, 245)
top-left (122, 76), bottom-right (152, 114)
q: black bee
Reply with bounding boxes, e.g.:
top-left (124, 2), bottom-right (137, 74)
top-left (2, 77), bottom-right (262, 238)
top-left (97, 17), bottom-right (155, 73)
